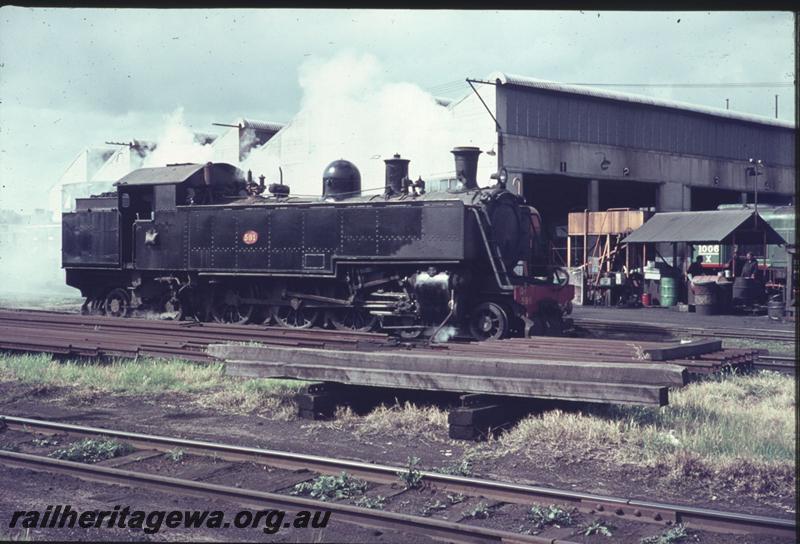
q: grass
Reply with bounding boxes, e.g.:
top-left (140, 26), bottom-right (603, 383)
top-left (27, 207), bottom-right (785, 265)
top-left (490, 371), bottom-right (796, 498)
top-left (318, 401), bottom-right (450, 442)
top-left (0, 352), bottom-right (223, 393)
top-left (0, 351), bottom-right (304, 420)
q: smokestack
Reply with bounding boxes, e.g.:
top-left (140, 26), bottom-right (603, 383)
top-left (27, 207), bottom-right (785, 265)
top-left (451, 146), bottom-right (481, 190)
top-left (384, 153), bottom-right (410, 195)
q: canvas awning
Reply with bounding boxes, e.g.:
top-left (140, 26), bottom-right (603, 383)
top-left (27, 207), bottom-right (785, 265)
top-left (622, 210), bottom-right (786, 245)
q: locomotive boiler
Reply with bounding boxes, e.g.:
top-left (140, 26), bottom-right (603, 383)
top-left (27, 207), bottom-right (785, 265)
top-left (62, 147), bottom-right (573, 340)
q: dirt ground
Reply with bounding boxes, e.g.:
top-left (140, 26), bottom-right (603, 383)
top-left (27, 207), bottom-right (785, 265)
top-left (0, 380), bottom-right (794, 542)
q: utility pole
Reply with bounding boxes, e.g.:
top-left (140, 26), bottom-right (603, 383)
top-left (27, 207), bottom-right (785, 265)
top-left (775, 94), bottom-right (779, 118)
top-left (725, 98), bottom-right (729, 110)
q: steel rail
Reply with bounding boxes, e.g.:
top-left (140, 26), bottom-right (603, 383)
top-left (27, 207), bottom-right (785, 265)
top-left (0, 450), bottom-right (567, 544)
top-left (753, 355), bottom-right (797, 375)
top-left (2, 416), bottom-right (794, 539)
top-left (573, 318), bottom-right (795, 343)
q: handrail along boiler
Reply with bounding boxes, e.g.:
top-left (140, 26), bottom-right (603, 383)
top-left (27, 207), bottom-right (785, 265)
top-left (62, 147), bottom-right (573, 340)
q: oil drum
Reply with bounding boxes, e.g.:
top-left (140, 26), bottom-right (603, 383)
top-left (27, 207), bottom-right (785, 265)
top-left (659, 277), bottom-right (677, 307)
top-left (716, 280), bottom-right (732, 314)
top-left (767, 297), bottom-right (785, 321)
top-left (732, 277), bottom-right (757, 306)
top-left (692, 280), bottom-right (718, 315)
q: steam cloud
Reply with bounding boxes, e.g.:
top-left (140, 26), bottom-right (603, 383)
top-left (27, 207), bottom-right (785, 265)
top-left (143, 107), bottom-right (216, 167)
top-left (242, 51), bottom-right (496, 195)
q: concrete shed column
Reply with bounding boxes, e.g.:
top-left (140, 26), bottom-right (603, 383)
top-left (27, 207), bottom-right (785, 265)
top-left (588, 179), bottom-right (600, 211)
top-left (658, 182), bottom-right (691, 212)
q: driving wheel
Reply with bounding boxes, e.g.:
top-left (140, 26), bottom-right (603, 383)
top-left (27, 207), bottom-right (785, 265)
top-left (103, 288), bottom-right (131, 318)
top-left (210, 285), bottom-right (255, 324)
top-left (469, 302), bottom-right (508, 340)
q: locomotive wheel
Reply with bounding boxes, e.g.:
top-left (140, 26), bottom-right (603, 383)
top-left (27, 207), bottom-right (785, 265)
top-left (272, 299), bottom-right (319, 329)
top-left (326, 307), bottom-right (378, 332)
top-left (469, 302), bottom-right (508, 341)
top-left (211, 285), bottom-right (255, 324)
top-left (103, 289), bottom-right (131, 318)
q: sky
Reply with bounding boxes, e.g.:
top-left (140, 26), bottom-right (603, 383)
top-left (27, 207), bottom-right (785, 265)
top-left (0, 8), bottom-right (795, 212)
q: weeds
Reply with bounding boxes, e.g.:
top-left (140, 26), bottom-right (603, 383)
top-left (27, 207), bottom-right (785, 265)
top-left (0, 528), bottom-right (32, 541)
top-left (438, 458), bottom-right (472, 476)
top-left (528, 504), bottom-right (574, 530)
top-left (49, 438), bottom-right (134, 463)
top-left (354, 495), bottom-right (385, 510)
top-left (581, 519), bottom-right (614, 537)
top-left (446, 492), bottom-right (466, 505)
top-left (397, 456), bottom-right (424, 489)
top-left (291, 472), bottom-right (368, 502)
top-left (31, 437), bottom-right (59, 447)
top-left (640, 524), bottom-right (689, 544)
top-left (165, 448), bottom-right (185, 462)
top-left (462, 501), bottom-right (491, 520)
top-left (421, 499), bottom-right (448, 517)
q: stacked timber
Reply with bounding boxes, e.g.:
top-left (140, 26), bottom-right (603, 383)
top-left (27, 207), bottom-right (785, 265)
top-left (436, 337), bottom-right (757, 375)
top-left (208, 344), bottom-right (684, 407)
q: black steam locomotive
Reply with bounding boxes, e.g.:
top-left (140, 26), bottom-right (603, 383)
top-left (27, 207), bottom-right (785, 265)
top-left (62, 147), bottom-right (573, 340)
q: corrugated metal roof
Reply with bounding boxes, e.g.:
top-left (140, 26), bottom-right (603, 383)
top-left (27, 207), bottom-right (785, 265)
top-left (115, 164), bottom-right (205, 186)
top-left (622, 210), bottom-right (786, 244)
top-left (490, 72), bottom-right (795, 130)
top-left (239, 118), bottom-right (286, 133)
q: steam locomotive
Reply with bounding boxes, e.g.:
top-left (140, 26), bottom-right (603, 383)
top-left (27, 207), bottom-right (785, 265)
top-left (62, 147), bottom-right (573, 340)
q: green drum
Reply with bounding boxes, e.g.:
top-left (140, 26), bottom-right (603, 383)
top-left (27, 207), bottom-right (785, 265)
top-left (659, 276), bottom-right (677, 307)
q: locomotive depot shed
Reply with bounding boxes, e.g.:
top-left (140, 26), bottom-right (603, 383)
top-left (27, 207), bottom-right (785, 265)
top-left (472, 72), bottom-right (795, 238)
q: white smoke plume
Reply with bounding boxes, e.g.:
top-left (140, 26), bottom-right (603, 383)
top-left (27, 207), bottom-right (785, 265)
top-left (143, 107), bottom-right (216, 167)
top-left (242, 51), bottom-right (495, 196)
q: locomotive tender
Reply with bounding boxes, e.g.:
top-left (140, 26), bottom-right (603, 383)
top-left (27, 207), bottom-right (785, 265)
top-left (62, 147), bottom-right (573, 340)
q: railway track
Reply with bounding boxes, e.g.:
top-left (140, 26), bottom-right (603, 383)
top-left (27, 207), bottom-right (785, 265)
top-left (0, 308), bottom-right (395, 361)
top-left (573, 317), bottom-right (796, 344)
top-left (1, 415), bottom-right (794, 540)
top-left (753, 354), bottom-right (797, 375)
